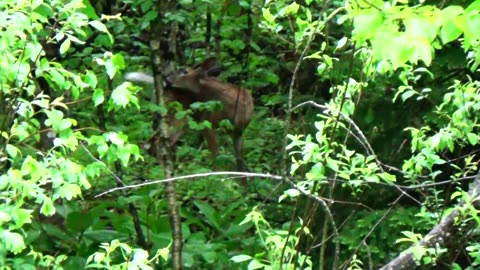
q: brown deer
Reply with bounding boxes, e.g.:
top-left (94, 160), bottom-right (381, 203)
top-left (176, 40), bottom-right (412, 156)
top-left (125, 58), bottom-right (254, 172)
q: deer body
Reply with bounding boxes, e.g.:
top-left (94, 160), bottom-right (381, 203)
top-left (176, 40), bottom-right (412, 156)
top-left (195, 77), bottom-right (253, 131)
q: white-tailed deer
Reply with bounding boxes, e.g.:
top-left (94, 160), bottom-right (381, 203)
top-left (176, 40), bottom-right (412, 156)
top-left (125, 58), bottom-right (254, 172)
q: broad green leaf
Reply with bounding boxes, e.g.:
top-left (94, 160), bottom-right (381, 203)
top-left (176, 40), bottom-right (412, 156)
top-left (386, 34), bottom-right (414, 69)
top-left (30, 0), bottom-right (43, 9)
top-left (0, 211), bottom-right (11, 223)
top-left (467, 133), bottom-right (478, 145)
top-left (231, 254), bottom-right (252, 262)
top-left (306, 162), bottom-right (325, 181)
top-left (6, 144), bottom-right (18, 158)
top-left (89, 21), bottom-right (108, 33)
top-left (158, 247), bottom-right (169, 261)
top-left (58, 183), bottom-right (82, 200)
top-left (84, 70), bottom-right (98, 88)
top-left (283, 188), bottom-right (301, 198)
top-left (262, 8), bottom-right (275, 25)
top-left (404, 16), bottom-right (438, 42)
top-left (441, 5), bottom-right (464, 21)
top-left (40, 196), bottom-right (55, 216)
top-left (336, 36), bottom-right (348, 50)
top-left (48, 69), bottom-right (66, 87)
top-left (402, 90), bottom-right (417, 102)
top-left (93, 88), bottom-right (105, 106)
top-left (248, 259), bottom-right (265, 269)
top-left (411, 245), bottom-right (425, 260)
top-left (111, 83), bottom-right (139, 109)
top-left (112, 53), bottom-right (126, 70)
top-left (440, 16), bottom-right (463, 44)
top-left (364, 175), bottom-right (379, 183)
top-left (11, 208), bottom-right (33, 227)
top-left (413, 36), bottom-right (432, 66)
top-left (2, 231), bottom-right (26, 254)
top-left (194, 201), bottom-right (222, 232)
top-left (132, 249), bottom-right (149, 262)
top-left (285, 2), bottom-right (300, 15)
top-left (59, 37), bottom-right (71, 55)
top-left (352, 9), bottom-right (383, 41)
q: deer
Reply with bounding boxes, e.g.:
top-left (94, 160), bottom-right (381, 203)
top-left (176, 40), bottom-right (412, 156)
top-left (125, 58), bottom-right (254, 172)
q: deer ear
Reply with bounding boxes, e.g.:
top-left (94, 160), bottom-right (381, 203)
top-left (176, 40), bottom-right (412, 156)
top-left (201, 57), bottom-right (217, 71)
top-left (206, 65), bottom-right (224, 77)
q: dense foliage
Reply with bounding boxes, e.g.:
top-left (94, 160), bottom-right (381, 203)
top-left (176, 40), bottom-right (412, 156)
top-left (2, 0), bottom-right (480, 269)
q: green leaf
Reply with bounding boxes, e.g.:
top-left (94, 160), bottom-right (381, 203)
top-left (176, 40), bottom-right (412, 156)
top-left (248, 259), bottom-right (265, 269)
top-left (132, 249), bottom-right (149, 262)
top-left (413, 36), bottom-right (432, 66)
top-left (40, 196), bottom-right (55, 216)
top-left (32, 0), bottom-right (44, 9)
top-left (404, 15), bottom-right (438, 42)
top-left (364, 175), bottom-right (379, 183)
top-left (26, 42), bottom-right (44, 62)
top-left (6, 144), bottom-right (19, 158)
top-left (231, 254), bottom-right (252, 262)
top-left (401, 90), bottom-right (417, 101)
top-left (59, 37), bottom-right (71, 55)
top-left (283, 188), bottom-right (301, 198)
top-left (441, 19), bottom-right (463, 44)
top-left (144, 10), bottom-right (158, 23)
top-left (388, 34), bottom-right (413, 68)
top-left (93, 88), bottom-right (105, 106)
top-left (336, 36), bottom-right (348, 50)
top-left (84, 70), bottom-right (98, 88)
top-left (11, 208), bottom-right (33, 227)
top-left (262, 8), bottom-right (275, 25)
top-left (411, 245), bottom-right (426, 260)
top-left (110, 83), bottom-right (139, 109)
top-left (89, 21), bottom-right (108, 33)
top-left (352, 9), bottom-right (383, 41)
top-left (66, 211), bottom-right (93, 232)
top-left (285, 3), bottom-right (300, 15)
top-left (0, 211), bottom-right (10, 223)
top-left (58, 183), bottom-right (82, 200)
top-left (112, 54), bottom-right (126, 70)
top-left (33, 3), bottom-right (54, 21)
top-left (2, 230), bottom-right (26, 254)
top-left (48, 69), bottom-right (66, 87)
top-left (158, 247), bottom-right (169, 261)
top-left (194, 201), bottom-right (222, 232)
top-left (306, 162), bottom-right (325, 181)
top-left (467, 133), bottom-right (478, 145)
top-left (326, 158), bottom-right (338, 172)
top-left (441, 5), bottom-right (464, 21)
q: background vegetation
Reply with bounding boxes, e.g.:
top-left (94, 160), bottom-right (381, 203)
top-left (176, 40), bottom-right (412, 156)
top-left (2, 0), bottom-right (480, 269)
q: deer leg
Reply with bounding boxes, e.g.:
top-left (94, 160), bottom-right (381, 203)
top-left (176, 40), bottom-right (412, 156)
top-left (203, 128), bottom-right (218, 156)
top-left (233, 130), bottom-right (249, 185)
top-left (233, 131), bottom-right (244, 171)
